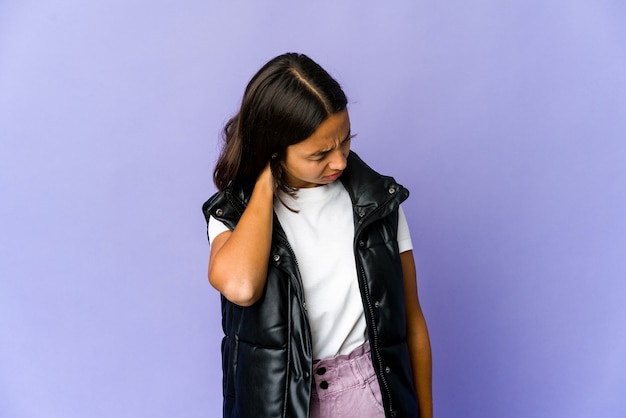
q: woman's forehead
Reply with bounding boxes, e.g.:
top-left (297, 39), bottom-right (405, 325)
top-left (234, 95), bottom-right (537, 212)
top-left (298, 111), bottom-right (350, 149)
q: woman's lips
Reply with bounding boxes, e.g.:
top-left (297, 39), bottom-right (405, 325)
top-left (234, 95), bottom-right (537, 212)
top-left (324, 171), bottom-right (343, 181)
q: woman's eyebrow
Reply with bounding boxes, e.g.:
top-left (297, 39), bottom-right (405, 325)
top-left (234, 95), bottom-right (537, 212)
top-left (309, 130), bottom-right (352, 157)
top-left (310, 149), bottom-right (329, 157)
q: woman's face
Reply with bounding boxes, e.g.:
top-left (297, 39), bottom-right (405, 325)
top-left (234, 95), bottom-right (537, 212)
top-left (282, 110), bottom-right (352, 188)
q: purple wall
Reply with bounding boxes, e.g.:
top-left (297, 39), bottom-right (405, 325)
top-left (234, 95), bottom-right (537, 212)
top-left (1, 1), bottom-right (625, 417)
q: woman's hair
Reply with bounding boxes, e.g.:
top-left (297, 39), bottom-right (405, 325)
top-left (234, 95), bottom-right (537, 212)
top-left (213, 53), bottom-right (348, 193)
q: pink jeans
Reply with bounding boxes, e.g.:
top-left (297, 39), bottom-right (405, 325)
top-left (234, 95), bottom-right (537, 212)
top-left (309, 342), bottom-right (386, 418)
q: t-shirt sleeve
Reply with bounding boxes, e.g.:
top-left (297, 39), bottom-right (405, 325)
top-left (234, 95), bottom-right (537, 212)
top-left (207, 215), bottom-right (230, 245)
top-left (397, 205), bottom-right (413, 253)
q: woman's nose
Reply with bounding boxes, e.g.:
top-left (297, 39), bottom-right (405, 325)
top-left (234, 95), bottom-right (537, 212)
top-left (329, 149), bottom-right (347, 171)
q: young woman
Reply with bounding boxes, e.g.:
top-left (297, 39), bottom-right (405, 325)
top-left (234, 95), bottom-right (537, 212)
top-left (203, 53), bottom-right (432, 418)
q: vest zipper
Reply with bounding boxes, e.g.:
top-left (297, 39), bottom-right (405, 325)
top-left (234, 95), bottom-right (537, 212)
top-left (276, 234), bottom-right (313, 417)
top-left (354, 196), bottom-right (402, 417)
top-left (357, 256), bottom-right (394, 415)
top-left (276, 236), bottom-right (307, 310)
top-left (276, 234), bottom-right (311, 340)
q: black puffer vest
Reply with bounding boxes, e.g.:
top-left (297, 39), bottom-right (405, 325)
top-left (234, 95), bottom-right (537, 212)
top-left (202, 152), bottom-right (418, 417)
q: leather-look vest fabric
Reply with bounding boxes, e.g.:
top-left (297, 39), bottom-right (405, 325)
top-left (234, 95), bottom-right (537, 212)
top-left (202, 152), bottom-right (418, 418)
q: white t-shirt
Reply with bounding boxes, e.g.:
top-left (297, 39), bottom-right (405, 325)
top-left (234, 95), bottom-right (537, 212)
top-left (208, 181), bottom-right (412, 360)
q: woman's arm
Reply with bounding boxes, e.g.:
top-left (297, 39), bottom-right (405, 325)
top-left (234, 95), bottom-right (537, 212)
top-left (401, 250), bottom-right (433, 418)
top-left (208, 164), bottom-right (274, 307)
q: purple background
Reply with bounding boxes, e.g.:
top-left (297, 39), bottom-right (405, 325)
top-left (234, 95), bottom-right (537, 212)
top-left (2, 1), bottom-right (625, 417)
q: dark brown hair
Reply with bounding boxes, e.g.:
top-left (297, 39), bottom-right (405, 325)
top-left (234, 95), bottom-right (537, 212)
top-left (213, 53), bottom-right (348, 194)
